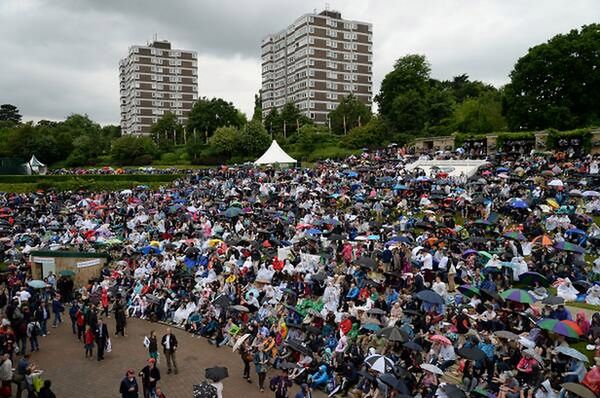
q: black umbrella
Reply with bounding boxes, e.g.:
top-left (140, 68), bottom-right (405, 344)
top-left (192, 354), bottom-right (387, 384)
top-left (368, 308), bottom-right (387, 316)
top-left (357, 370), bottom-right (376, 383)
top-left (211, 294), bottom-right (230, 308)
top-left (378, 374), bottom-right (409, 394)
top-left (414, 290), bottom-right (444, 305)
top-left (357, 256), bottom-right (376, 268)
top-left (480, 288), bottom-right (504, 303)
top-left (542, 295), bottom-right (565, 305)
top-left (402, 341), bottom-right (423, 352)
top-left (205, 366), bottom-right (229, 382)
top-left (285, 340), bottom-right (312, 356)
top-left (303, 325), bottom-right (321, 335)
top-left (328, 233), bottom-right (346, 241)
top-left (457, 347), bottom-right (486, 361)
top-left (377, 326), bottom-right (409, 343)
top-left (441, 384), bottom-right (467, 398)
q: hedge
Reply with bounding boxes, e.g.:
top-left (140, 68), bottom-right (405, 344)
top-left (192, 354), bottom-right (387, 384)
top-left (0, 174), bottom-right (181, 183)
top-left (546, 128), bottom-right (594, 153)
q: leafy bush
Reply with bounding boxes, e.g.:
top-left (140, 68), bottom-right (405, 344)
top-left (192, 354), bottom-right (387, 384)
top-left (111, 136), bottom-right (158, 165)
top-left (342, 118), bottom-right (388, 149)
top-left (308, 146), bottom-right (359, 161)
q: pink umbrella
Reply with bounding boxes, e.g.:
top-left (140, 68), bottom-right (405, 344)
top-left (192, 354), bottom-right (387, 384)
top-left (430, 335), bottom-right (452, 346)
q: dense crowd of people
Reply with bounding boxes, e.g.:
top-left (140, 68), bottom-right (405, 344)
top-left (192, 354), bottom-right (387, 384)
top-left (3, 147), bottom-right (600, 398)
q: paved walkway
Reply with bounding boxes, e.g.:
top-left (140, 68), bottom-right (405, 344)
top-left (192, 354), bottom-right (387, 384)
top-left (30, 316), bottom-right (314, 398)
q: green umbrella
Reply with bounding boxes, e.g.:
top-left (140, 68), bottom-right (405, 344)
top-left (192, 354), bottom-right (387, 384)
top-left (477, 251), bottom-right (492, 259)
top-left (27, 280), bottom-right (48, 289)
top-left (59, 270), bottom-right (75, 277)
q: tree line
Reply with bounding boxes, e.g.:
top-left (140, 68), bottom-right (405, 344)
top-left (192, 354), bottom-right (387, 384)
top-left (0, 23), bottom-right (598, 165)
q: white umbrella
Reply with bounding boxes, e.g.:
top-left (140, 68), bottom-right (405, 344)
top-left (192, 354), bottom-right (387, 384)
top-left (420, 363), bottom-right (444, 375)
top-left (232, 333), bottom-right (251, 352)
top-left (555, 346), bottom-right (588, 362)
top-left (548, 179), bottom-right (564, 187)
top-left (583, 190), bottom-right (600, 197)
top-left (364, 354), bottom-right (394, 374)
top-left (120, 189), bottom-right (133, 195)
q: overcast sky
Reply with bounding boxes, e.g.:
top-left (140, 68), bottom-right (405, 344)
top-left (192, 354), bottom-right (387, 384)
top-left (1, 0), bottom-right (599, 125)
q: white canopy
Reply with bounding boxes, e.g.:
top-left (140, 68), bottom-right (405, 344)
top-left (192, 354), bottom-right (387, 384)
top-left (254, 140), bottom-right (297, 165)
top-left (406, 159), bottom-right (488, 178)
top-left (29, 155), bottom-right (45, 167)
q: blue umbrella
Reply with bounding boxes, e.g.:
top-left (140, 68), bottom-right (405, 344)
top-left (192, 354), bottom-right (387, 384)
top-left (496, 167), bottom-right (509, 173)
top-left (509, 198), bottom-right (528, 209)
top-left (393, 184), bottom-right (407, 190)
top-left (140, 246), bottom-right (163, 255)
top-left (565, 228), bottom-right (587, 237)
top-left (368, 235), bottom-right (380, 241)
top-left (346, 171), bottom-right (358, 178)
top-left (415, 176), bottom-right (430, 182)
top-left (306, 228), bottom-right (322, 235)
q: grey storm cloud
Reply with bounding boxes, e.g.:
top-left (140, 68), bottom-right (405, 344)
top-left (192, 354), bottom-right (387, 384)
top-left (1, 0), bottom-right (599, 125)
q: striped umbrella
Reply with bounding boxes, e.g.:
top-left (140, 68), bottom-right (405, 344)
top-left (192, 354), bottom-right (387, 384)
top-left (536, 318), bottom-right (582, 338)
top-left (518, 272), bottom-right (549, 287)
top-left (364, 354), bottom-right (394, 374)
top-left (500, 288), bottom-right (535, 304)
top-left (503, 231), bottom-right (526, 241)
top-left (554, 241), bottom-right (585, 254)
top-left (531, 235), bottom-right (553, 247)
top-left (458, 285), bottom-right (481, 298)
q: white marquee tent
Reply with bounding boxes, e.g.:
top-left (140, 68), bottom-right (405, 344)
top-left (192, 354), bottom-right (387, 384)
top-left (254, 140), bottom-right (297, 165)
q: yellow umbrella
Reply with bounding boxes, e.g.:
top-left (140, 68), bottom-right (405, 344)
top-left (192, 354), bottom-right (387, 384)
top-left (149, 241), bottom-right (160, 247)
top-left (546, 198), bottom-right (559, 209)
top-left (208, 239), bottom-right (223, 247)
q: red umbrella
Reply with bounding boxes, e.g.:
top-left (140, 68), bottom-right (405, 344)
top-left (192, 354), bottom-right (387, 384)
top-left (430, 335), bottom-right (452, 346)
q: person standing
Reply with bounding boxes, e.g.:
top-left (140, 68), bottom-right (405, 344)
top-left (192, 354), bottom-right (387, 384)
top-left (37, 380), bottom-right (56, 398)
top-left (0, 353), bottom-right (13, 398)
top-left (84, 325), bottom-right (95, 359)
top-left (270, 369), bottom-right (292, 398)
top-left (160, 328), bottom-right (178, 374)
top-left (239, 340), bottom-right (253, 384)
top-left (254, 344), bottom-right (269, 392)
top-left (115, 299), bottom-right (127, 337)
top-left (95, 319), bottom-right (109, 361)
top-left (148, 331), bottom-right (158, 361)
top-left (119, 369), bottom-right (139, 398)
top-left (51, 295), bottom-right (64, 328)
top-left (68, 301), bottom-right (79, 335)
top-left (26, 319), bottom-right (40, 352)
top-left (139, 358), bottom-right (160, 398)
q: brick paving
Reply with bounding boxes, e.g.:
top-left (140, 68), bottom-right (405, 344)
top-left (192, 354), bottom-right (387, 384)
top-left (29, 316), bottom-right (322, 398)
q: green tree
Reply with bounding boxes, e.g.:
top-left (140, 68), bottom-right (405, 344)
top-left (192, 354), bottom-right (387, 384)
top-left (451, 92), bottom-right (507, 134)
top-left (150, 112), bottom-right (183, 150)
top-left (504, 24), bottom-right (600, 130)
top-left (252, 92), bottom-right (263, 122)
top-left (208, 126), bottom-right (240, 157)
top-left (111, 135), bottom-right (158, 165)
top-left (444, 74), bottom-right (497, 103)
top-left (0, 104), bottom-right (22, 124)
top-left (376, 54), bottom-right (431, 130)
top-left (279, 103), bottom-right (311, 137)
top-left (187, 97), bottom-right (245, 140)
top-left (264, 108), bottom-right (281, 136)
top-left (2, 123), bottom-right (60, 163)
top-left (237, 120), bottom-right (270, 157)
top-left (328, 94), bottom-right (372, 135)
top-left (342, 117), bottom-right (388, 149)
